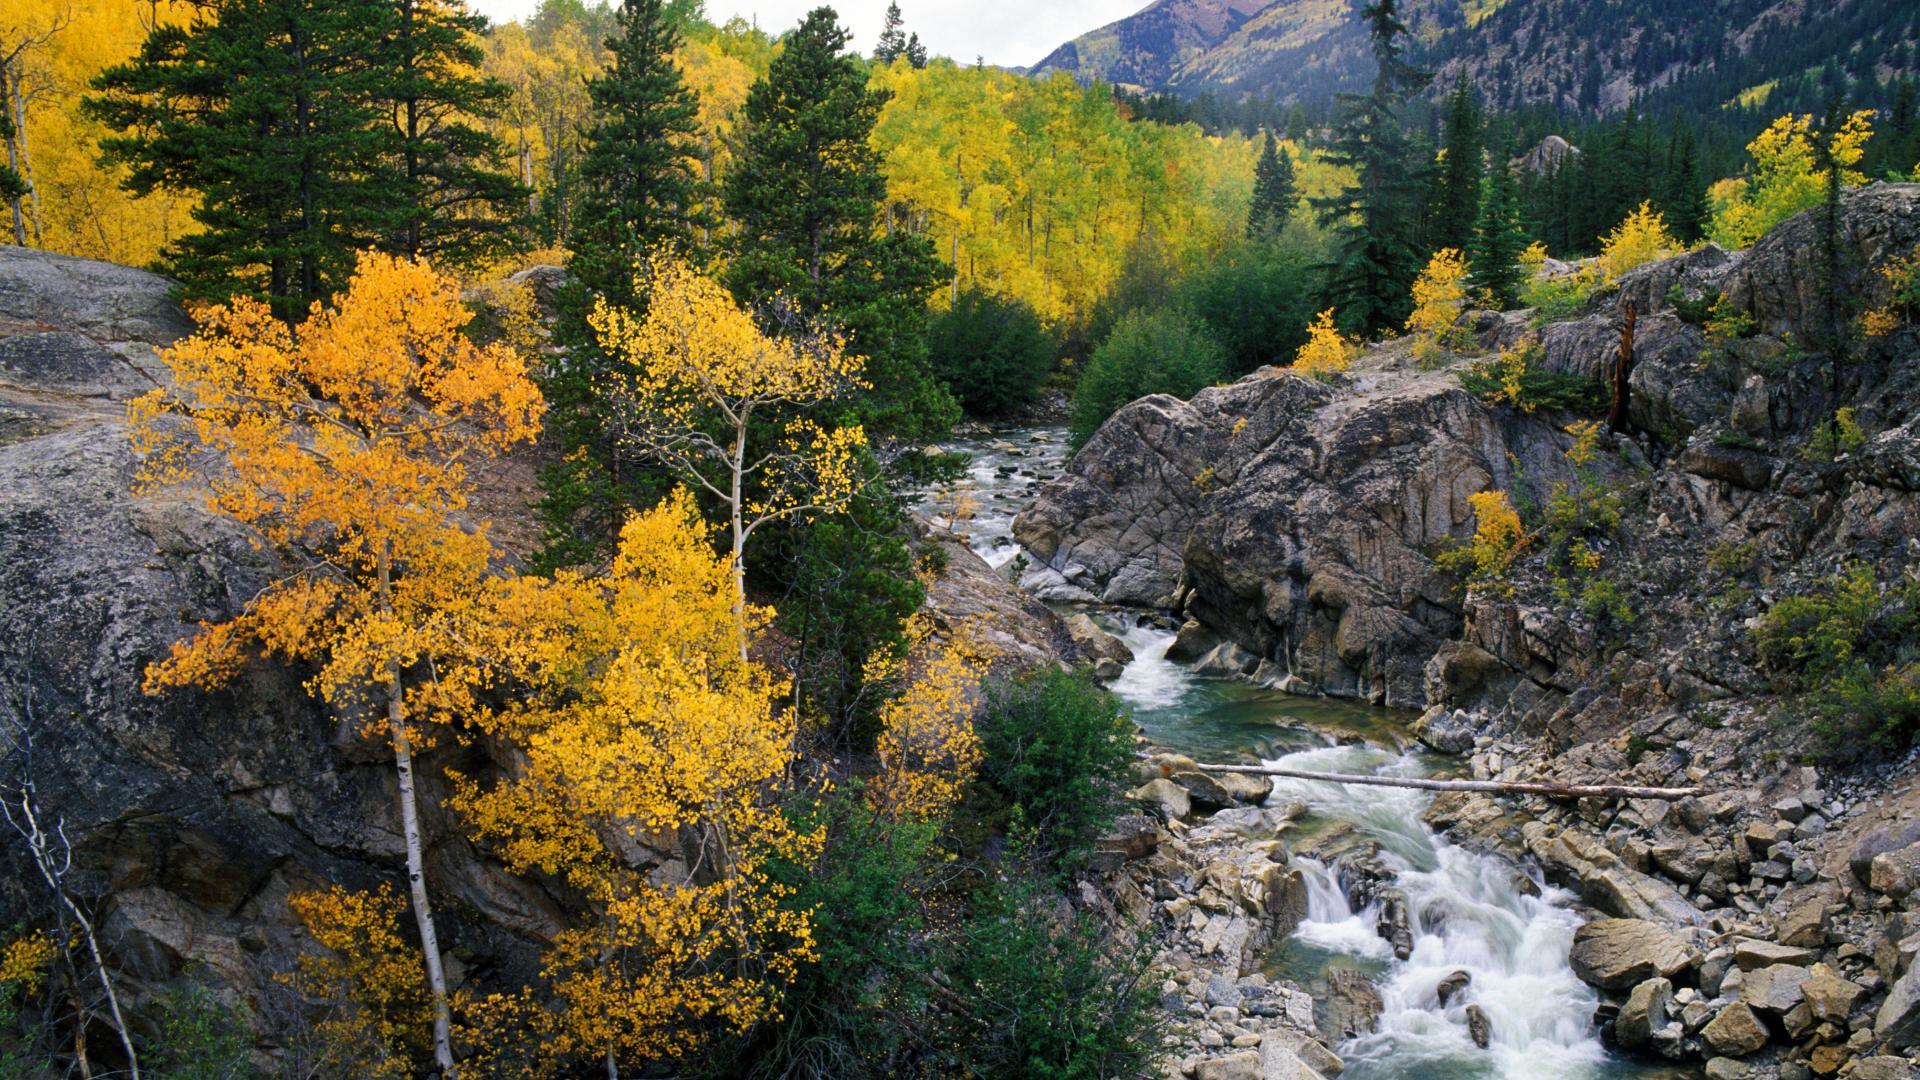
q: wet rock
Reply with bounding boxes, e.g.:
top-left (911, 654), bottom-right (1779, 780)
top-left (1217, 772), bottom-right (1275, 804)
top-left (1436, 969), bottom-right (1471, 1006)
top-left (1065, 613), bottom-right (1133, 667)
top-left (1263, 865), bottom-right (1310, 937)
top-left (1616, 977), bottom-right (1674, 1050)
top-left (1464, 1003), bottom-right (1492, 1049)
top-left (1569, 918), bottom-right (1695, 990)
top-left (1704, 1058), bottom-right (1754, 1080)
top-left (1166, 620), bottom-right (1219, 663)
top-left (1700, 1002), bottom-right (1769, 1057)
top-left (1174, 770), bottom-right (1240, 812)
top-left (1413, 706), bottom-right (1479, 754)
top-left (1130, 778), bottom-right (1192, 821)
top-left (1325, 968), bottom-right (1383, 1041)
top-left (1376, 891), bottom-right (1414, 961)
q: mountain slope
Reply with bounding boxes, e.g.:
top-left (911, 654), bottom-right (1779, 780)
top-left (1030, 0), bottom-right (1920, 116)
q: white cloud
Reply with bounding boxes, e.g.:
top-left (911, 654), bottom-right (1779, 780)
top-left (468, 0), bottom-right (1144, 69)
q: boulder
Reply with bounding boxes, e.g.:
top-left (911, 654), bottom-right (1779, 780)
top-left (1257, 1041), bottom-right (1331, 1080)
top-left (1129, 778), bottom-right (1191, 820)
top-left (1615, 977), bottom-right (1674, 1050)
top-left (1800, 962), bottom-right (1863, 1023)
top-left (1263, 866), bottom-right (1310, 937)
top-left (1703, 1058), bottom-right (1753, 1080)
top-left (1869, 842), bottom-right (1920, 897)
top-left (1413, 707), bottom-right (1479, 754)
top-left (1525, 824), bottom-right (1701, 926)
top-left (1325, 968), bottom-right (1383, 1041)
top-left (1065, 613), bottom-right (1134, 667)
top-left (1194, 1050), bottom-right (1264, 1080)
top-left (1464, 1003), bottom-right (1492, 1049)
top-left (1173, 770), bottom-right (1239, 811)
top-left (1734, 937), bottom-right (1816, 970)
top-left (1218, 772), bottom-right (1275, 804)
top-left (1876, 965), bottom-right (1920, 1048)
top-left (1569, 918), bottom-right (1695, 990)
top-left (1740, 963), bottom-right (1810, 1016)
top-left (1436, 969), bottom-right (1471, 1007)
top-left (1700, 1002), bottom-right (1769, 1057)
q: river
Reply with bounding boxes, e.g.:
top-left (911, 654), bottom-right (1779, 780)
top-left (913, 428), bottom-right (1688, 1080)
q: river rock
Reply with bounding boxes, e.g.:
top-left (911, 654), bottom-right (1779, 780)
top-left (1130, 778), bottom-right (1191, 820)
top-left (1325, 968), bottom-right (1383, 1041)
top-left (1524, 823), bottom-right (1701, 926)
top-left (1437, 969), bottom-right (1471, 1006)
top-left (1263, 865), bottom-right (1310, 937)
top-left (1734, 937), bottom-right (1816, 970)
top-left (1257, 1041), bottom-right (1331, 1080)
top-left (1413, 707), bottom-right (1479, 754)
top-left (1616, 976), bottom-right (1674, 1050)
top-left (1218, 772), bottom-right (1275, 804)
top-left (1065, 613), bottom-right (1133, 667)
top-left (1701, 1002), bottom-right (1770, 1056)
top-left (1800, 962), bottom-right (1864, 1023)
top-left (1174, 770), bottom-right (1240, 811)
top-left (1464, 1003), bottom-right (1492, 1049)
top-left (1194, 1049), bottom-right (1264, 1080)
top-left (1704, 1058), bottom-right (1754, 1080)
top-left (1569, 918), bottom-right (1695, 989)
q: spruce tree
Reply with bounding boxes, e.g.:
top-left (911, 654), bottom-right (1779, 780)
top-left (380, 0), bottom-right (526, 270)
top-left (534, 0), bottom-right (703, 570)
top-left (87, 0), bottom-right (393, 317)
top-left (1468, 144), bottom-right (1527, 310)
top-left (1432, 71), bottom-right (1483, 254)
top-left (725, 5), bottom-right (954, 443)
top-left (1311, 0), bottom-right (1431, 337)
top-left (1660, 130), bottom-right (1709, 244)
top-left (1246, 129), bottom-right (1297, 240)
top-left (872, 3), bottom-right (926, 67)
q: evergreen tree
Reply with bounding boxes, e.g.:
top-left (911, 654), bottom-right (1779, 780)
top-left (87, 0), bottom-right (394, 317)
top-left (1432, 71), bottom-right (1483, 254)
top-left (725, 5), bottom-right (955, 443)
top-left (380, 0), bottom-right (526, 269)
top-left (1660, 130), bottom-right (1709, 244)
top-left (873, 3), bottom-right (927, 68)
top-left (1467, 144), bottom-right (1527, 309)
top-left (1245, 129), bottom-right (1297, 240)
top-left (535, 0), bottom-right (703, 570)
top-left (1311, 0), bottom-right (1431, 337)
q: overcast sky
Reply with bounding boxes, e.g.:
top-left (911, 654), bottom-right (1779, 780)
top-left (468, 0), bottom-right (1146, 69)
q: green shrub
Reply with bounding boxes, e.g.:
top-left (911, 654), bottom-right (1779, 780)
top-left (149, 986), bottom-right (252, 1080)
top-left (1522, 266), bottom-right (1600, 324)
top-left (926, 290), bottom-right (1058, 418)
top-left (1459, 337), bottom-right (1607, 415)
top-left (1666, 282), bottom-right (1716, 326)
top-left (936, 870), bottom-right (1164, 1080)
top-left (1070, 308), bottom-right (1226, 447)
top-left (974, 670), bottom-right (1136, 866)
top-left (1714, 429), bottom-right (1767, 451)
top-left (1176, 234), bottom-right (1324, 378)
top-left (1754, 565), bottom-right (1920, 755)
top-left (1804, 407), bottom-right (1868, 462)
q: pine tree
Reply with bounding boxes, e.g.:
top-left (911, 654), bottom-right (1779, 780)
top-left (534, 0), bottom-right (703, 570)
top-left (874, 2), bottom-right (908, 63)
top-left (1432, 71), bottom-right (1483, 254)
top-left (1311, 0), bottom-right (1431, 337)
top-left (724, 6), bottom-right (954, 443)
top-left (1246, 129), bottom-right (1297, 240)
top-left (87, 0), bottom-right (393, 317)
top-left (1468, 144), bottom-right (1527, 310)
top-left (379, 0), bottom-right (526, 270)
top-left (1660, 130), bottom-right (1709, 244)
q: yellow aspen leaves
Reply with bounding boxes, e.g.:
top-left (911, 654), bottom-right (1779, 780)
top-left (1437, 490), bottom-right (1529, 591)
top-left (0, 931), bottom-right (54, 993)
top-left (1860, 244), bottom-right (1920, 337)
top-left (450, 489), bottom-right (818, 1069)
top-left (1708, 111), bottom-right (1874, 250)
top-left (1293, 308), bottom-right (1355, 377)
top-left (1600, 201), bottom-right (1679, 282)
top-left (1406, 248), bottom-right (1472, 363)
top-left (868, 615), bottom-right (989, 821)
top-left (284, 886), bottom-right (433, 1078)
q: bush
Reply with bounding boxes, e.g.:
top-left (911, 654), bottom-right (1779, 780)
top-left (1070, 308), bottom-right (1225, 447)
top-left (149, 986), bottom-right (253, 1079)
top-left (974, 669), bottom-right (1136, 866)
top-left (926, 290), bottom-right (1057, 418)
top-left (1176, 235), bottom-right (1323, 377)
top-left (1459, 336), bottom-right (1606, 414)
top-left (936, 870), bottom-right (1164, 1080)
top-left (1754, 565), bottom-right (1920, 755)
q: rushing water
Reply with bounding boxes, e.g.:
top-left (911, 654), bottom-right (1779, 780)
top-left (912, 431), bottom-right (1686, 1080)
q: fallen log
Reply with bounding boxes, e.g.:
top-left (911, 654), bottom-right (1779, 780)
top-left (1192, 763), bottom-right (1709, 801)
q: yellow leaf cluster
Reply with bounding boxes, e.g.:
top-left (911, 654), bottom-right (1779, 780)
top-left (1293, 308), bottom-right (1355, 377)
top-left (0, 931), bottom-right (54, 993)
top-left (1449, 490), bottom-right (1528, 587)
top-left (1564, 418), bottom-right (1604, 470)
top-left (1467, 335), bottom-right (1545, 412)
top-left (867, 615), bottom-right (989, 822)
top-left (1600, 201), bottom-right (1679, 282)
top-left (284, 885), bottom-right (432, 1078)
top-left (1406, 247), bottom-right (1472, 362)
top-left (1707, 111), bottom-right (1874, 250)
top-left (450, 489), bottom-right (818, 1067)
top-left (1860, 244), bottom-right (1920, 338)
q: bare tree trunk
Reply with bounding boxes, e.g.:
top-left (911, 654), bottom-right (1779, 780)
top-left (729, 420), bottom-right (749, 660)
top-left (381, 543), bottom-right (458, 1078)
top-left (1193, 762), bottom-right (1708, 801)
top-left (1608, 300), bottom-right (1636, 434)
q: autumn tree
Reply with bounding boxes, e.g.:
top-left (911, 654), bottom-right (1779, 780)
top-left (1313, 0), bottom-right (1429, 337)
top-left (130, 253), bottom-right (544, 1076)
top-left (1246, 129), bottom-right (1297, 240)
top-left (1406, 247), bottom-right (1470, 363)
top-left (591, 252), bottom-right (867, 641)
top-left (1708, 109), bottom-right (1873, 249)
top-left (724, 5), bottom-right (954, 443)
top-left (536, 0), bottom-right (705, 569)
top-left (1293, 307), bottom-right (1356, 377)
top-left (451, 489), bottom-right (818, 1071)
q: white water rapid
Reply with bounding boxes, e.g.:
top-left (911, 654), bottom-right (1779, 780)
top-left (912, 430), bottom-right (1669, 1080)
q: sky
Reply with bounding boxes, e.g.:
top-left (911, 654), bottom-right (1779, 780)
top-left (467, 0), bottom-right (1147, 70)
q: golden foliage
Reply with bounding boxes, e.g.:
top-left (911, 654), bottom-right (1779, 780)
top-left (1860, 244), bottom-right (1920, 337)
top-left (1406, 247), bottom-right (1472, 362)
top-left (1438, 490), bottom-right (1528, 589)
top-left (0, 931), bottom-right (54, 993)
top-left (1564, 418), bottom-right (1604, 470)
top-left (285, 885), bottom-right (432, 1078)
top-left (1293, 308), bottom-right (1355, 377)
top-left (1600, 201), bottom-right (1679, 282)
top-left (451, 489), bottom-right (818, 1069)
top-left (4, 0), bottom-right (200, 263)
top-left (1467, 335), bottom-right (1545, 412)
top-left (867, 615), bottom-right (988, 821)
top-left (1708, 111), bottom-right (1874, 250)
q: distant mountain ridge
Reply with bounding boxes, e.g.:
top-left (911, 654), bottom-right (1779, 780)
top-left (1028, 0), bottom-right (1920, 117)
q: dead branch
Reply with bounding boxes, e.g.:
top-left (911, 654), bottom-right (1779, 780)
top-left (1193, 762), bottom-right (1708, 801)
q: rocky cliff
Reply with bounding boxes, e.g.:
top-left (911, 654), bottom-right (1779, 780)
top-left (1019, 184), bottom-right (1920, 1073)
